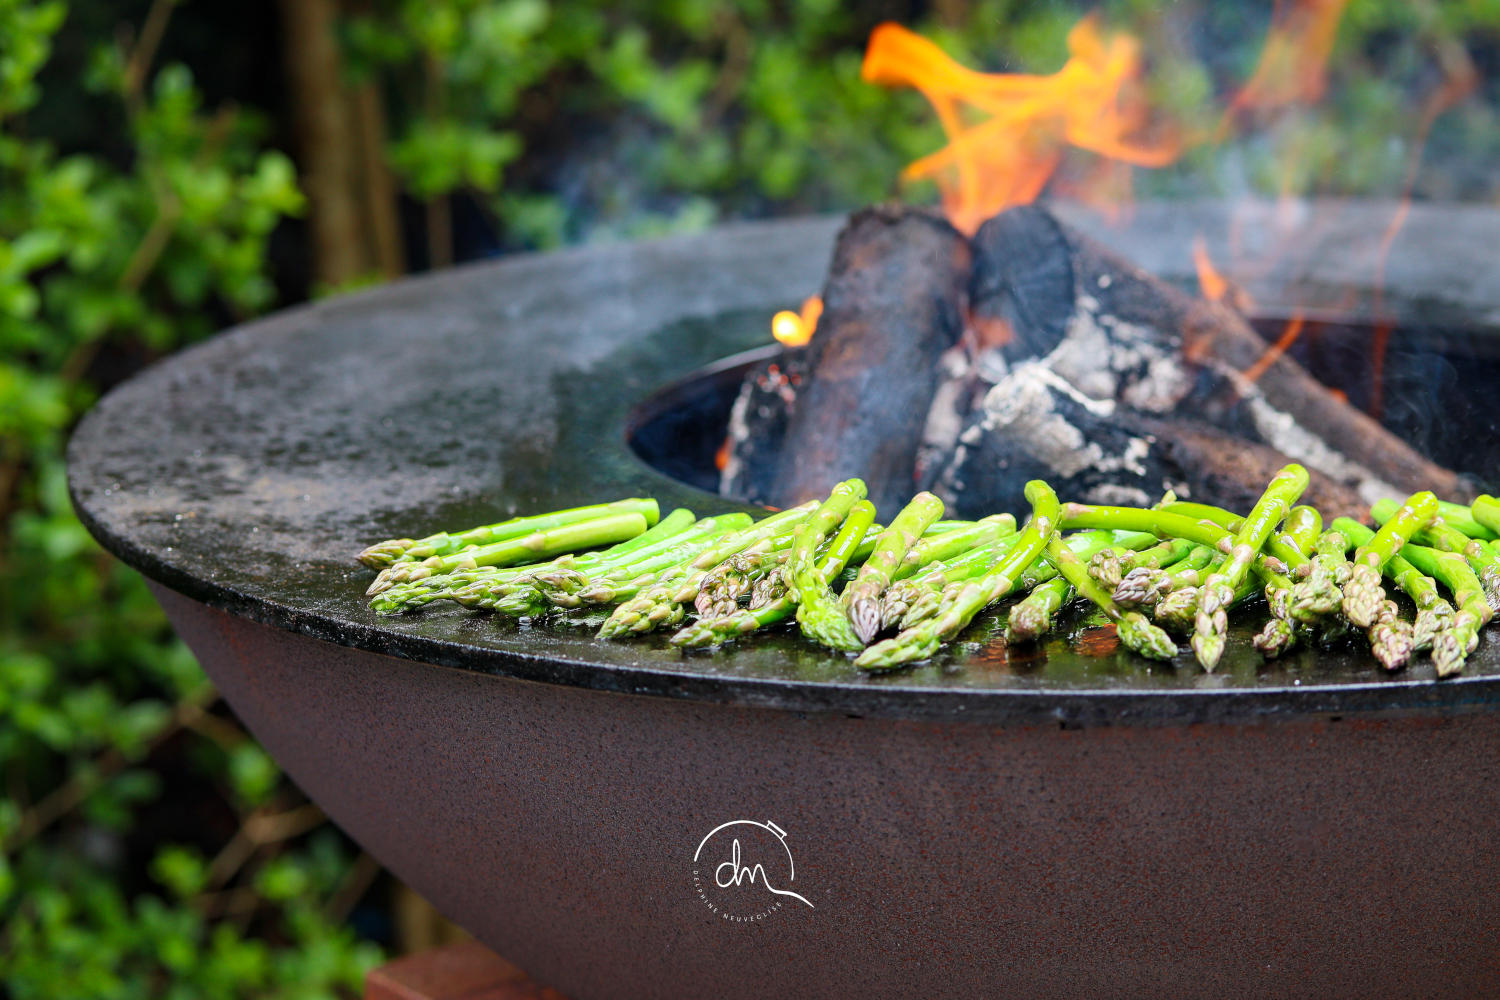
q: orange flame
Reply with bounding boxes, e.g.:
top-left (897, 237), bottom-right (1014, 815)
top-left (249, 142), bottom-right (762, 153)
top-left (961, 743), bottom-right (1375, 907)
top-left (771, 295), bottom-right (823, 347)
top-left (1192, 237), bottom-right (1230, 304)
top-left (1228, 0), bottom-right (1351, 115)
top-left (1242, 313), bottom-right (1306, 386)
top-left (861, 18), bottom-right (1180, 235)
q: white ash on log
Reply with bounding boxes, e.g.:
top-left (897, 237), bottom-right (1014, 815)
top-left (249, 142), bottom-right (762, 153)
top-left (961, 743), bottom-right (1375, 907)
top-left (723, 204), bottom-right (971, 514)
top-left (921, 352), bottom-right (1366, 517)
top-left (958, 204), bottom-right (1470, 508)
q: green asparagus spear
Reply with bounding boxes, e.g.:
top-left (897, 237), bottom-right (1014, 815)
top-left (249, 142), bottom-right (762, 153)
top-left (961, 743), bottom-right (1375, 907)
top-left (1290, 529), bottom-right (1351, 623)
top-left (1250, 505), bottom-right (1324, 657)
top-left (1090, 537), bottom-right (1194, 591)
top-left (1343, 492), bottom-right (1436, 628)
top-left (1373, 498), bottom-right (1500, 611)
top-left (1114, 544), bottom-right (1214, 609)
top-left (1473, 495), bottom-right (1500, 538)
top-left (794, 501), bottom-right (879, 651)
top-left (1059, 503), bottom-right (1293, 593)
top-left (1333, 518), bottom-right (1483, 676)
top-left (356, 497), bottom-right (661, 569)
top-left (1163, 499), bottom-right (1315, 574)
top-left (900, 529), bottom-right (1155, 632)
top-left (1006, 576), bottom-right (1072, 644)
top-left (367, 510), bottom-right (654, 594)
top-left (671, 497), bottom-right (873, 648)
top-left (856, 481), bottom-right (1061, 671)
top-left (664, 502), bottom-right (823, 604)
top-left (567, 516), bottom-right (752, 605)
top-left (531, 509), bottom-right (719, 603)
top-left (373, 509), bottom-right (685, 614)
top-left (1043, 534), bottom-right (1177, 659)
top-left (1369, 499), bottom-right (1496, 541)
top-left (1392, 547), bottom-right (1490, 678)
top-left (880, 541), bottom-right (1009, 632)
top-left (1191, 465), bottom-right (1308, 670)
top-left (893, 514), bottom-right (1016, 580)
top-left (1332, 518), bottom-right (1454, 664)
top-left (597, 503), bottom-right (818, 638)
top-left (845, 492), bottom-right (946, 644)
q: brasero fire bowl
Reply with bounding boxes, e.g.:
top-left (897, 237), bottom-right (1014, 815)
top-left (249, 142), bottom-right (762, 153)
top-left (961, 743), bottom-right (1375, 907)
top-left (69, 201), bottom-right (1500, 1000)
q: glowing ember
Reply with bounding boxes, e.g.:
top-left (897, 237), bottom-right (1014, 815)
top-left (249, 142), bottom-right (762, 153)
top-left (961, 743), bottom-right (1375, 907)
top-left (771, 295), bottom-right (823, 347)
top-left (861, 18), bottom-right (1180, 235)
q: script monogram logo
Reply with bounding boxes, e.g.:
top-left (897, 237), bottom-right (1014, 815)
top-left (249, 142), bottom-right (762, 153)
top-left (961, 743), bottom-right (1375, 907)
top-left (691, 819), bottom-right (814, 922)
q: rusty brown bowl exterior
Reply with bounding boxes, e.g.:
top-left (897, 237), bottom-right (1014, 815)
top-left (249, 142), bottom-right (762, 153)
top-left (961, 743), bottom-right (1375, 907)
top-left (155, 584), bottom-right (1500, 999)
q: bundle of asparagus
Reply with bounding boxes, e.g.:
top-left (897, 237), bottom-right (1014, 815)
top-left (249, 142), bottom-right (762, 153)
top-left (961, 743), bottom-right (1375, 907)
top-left (353, 478), bottom-right (1500, 678)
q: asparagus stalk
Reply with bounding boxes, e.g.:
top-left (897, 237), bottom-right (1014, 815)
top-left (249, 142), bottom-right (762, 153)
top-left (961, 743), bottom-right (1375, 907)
top-left (1343, 492), bottom-right (1436, 628)
top-left (356, 497), bottom-right (661, 569)
top-left (1251, 505), bottom-right (1324, 657)
top-left (1007, 576), bottom-right (1072, 644)
top-left (1043, 534), bottom-right (1177, 659)
top-left (1090, 537), bottom-right (1194, 591)
top-left (901, 530), bottom-right (1155, 632)
top-left (1114, 545), bottom-right (1214, 609)
top-left (794, 501), bottom-right (879, 651)
top-left (1290, 529), bottom-right (1352, 623)
top-left (532, 510), bottom-right (727, 605)
top-left (380, 509), bottom-right (700, 615)
top-left (569, 518), bottom-right (752, 605)
top-left (856, 481), bottom-right (1061, 671)
top-left (597, 569), bottom-right (694, 637)
top-left (880, 541), bottom-right (1008, 632)
top-left (1390, 544), bottom-right (1491, 678)
top-left (1473, 495), bottom-right (1500, 538)
top-left (500, 519), bottom-right (740, 615)
top-left (693, 535), bottom-right (795, 615)
top-left (596, 502), bottom-right (818, 638)
top-left (665, 502), bottom-right (822, 604)
top-left (1190, 465), bottom-right (1308, 670)
top-left (1372, 498), bottom-right (1500, 611)
top-left (372, 509), bottom-right (686, 615)
top-left (748, 522), bottom-right (883, 613)
top-left (893, 514), bottom-right (1016, 580)
top-left (1059, 503), bottom-right (1293, 593)
top-left (671, 498), bottom-right (873, 648)
top-left (1163, 500), bottom-right (1315, 574)
top-left (1366, 599), bottom-right (1416, 672)
top-left (367, 510), bottom-right (655, 594)
top-left (845, 492), bottom-right (946, 644)
top-left (1154, 584), bottom-right (1203, 634)
top-left (1373, 499), bottom-right (1495, 541)
top-left (1333, 518), bottom-right (1478, 674)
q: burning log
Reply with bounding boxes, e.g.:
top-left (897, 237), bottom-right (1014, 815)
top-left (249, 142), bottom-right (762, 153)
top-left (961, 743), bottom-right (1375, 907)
top-left (950, 204), bottom-right (1470, 512)
top-left (727, 202), bottom-right (1468, 524)
top-left (725, 205), bottom-right (971, 515)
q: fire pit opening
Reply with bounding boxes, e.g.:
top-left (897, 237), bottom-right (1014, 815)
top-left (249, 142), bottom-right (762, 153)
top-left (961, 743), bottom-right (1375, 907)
top-left (628, 308), bottom-right (1500, 506)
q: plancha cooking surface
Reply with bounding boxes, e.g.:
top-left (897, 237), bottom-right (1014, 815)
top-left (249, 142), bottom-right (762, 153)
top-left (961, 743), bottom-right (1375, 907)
top-left (67, 207), bottom-right (1500, 724)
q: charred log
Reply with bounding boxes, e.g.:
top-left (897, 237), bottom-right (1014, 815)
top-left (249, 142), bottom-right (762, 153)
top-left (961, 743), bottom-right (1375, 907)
top-left (725, 205), bottom-right (971, 514)
top-left (924, 357), bottom-right (1367, 520)
top-left (967, 204), bottom-right (1471, 503)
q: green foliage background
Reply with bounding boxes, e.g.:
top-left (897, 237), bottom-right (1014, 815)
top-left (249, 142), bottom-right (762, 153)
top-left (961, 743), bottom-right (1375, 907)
top-left (2, 0), bottom-right (1496, 996)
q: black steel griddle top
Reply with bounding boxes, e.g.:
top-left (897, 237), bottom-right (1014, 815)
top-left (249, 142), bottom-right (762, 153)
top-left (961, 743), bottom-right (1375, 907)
top-left (66, 206), bottom-right (1500, 724)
